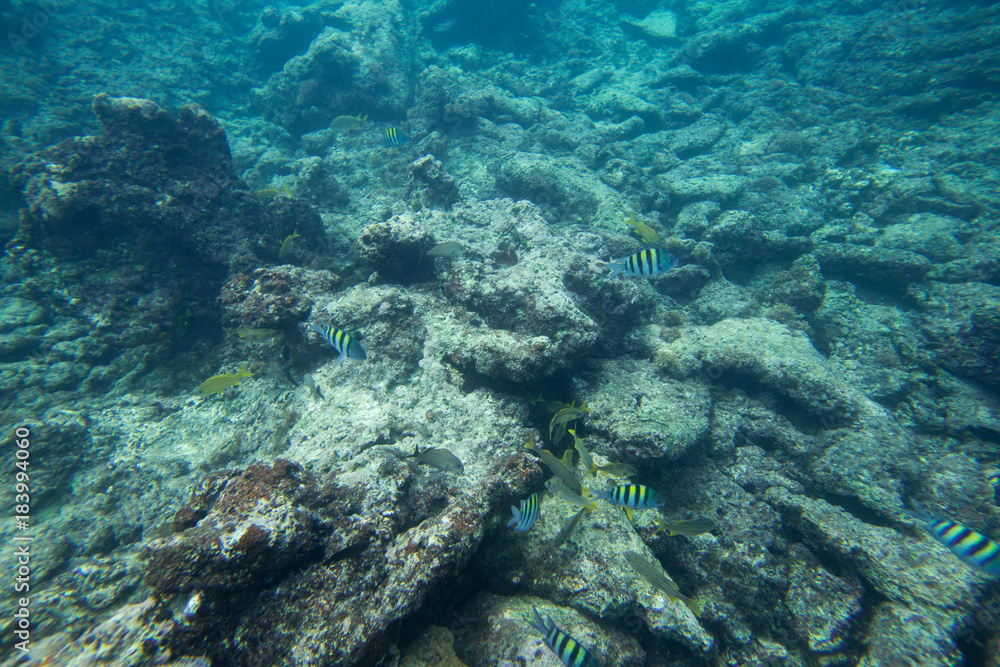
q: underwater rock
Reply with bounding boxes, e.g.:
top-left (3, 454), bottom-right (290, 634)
top-left (220, 266), bottom-right (339, 330)
top-left (621, 8), bottom-right (678, 44)
top-left (861, 602), bottom-right (963, 666)
top-left (474, 460), bottom-right (714, 656)
top-left (399, 625), bottom-right (467, 666)
top-left (813, 241), bottom-right (932, 290)
top-left (785, 548), bottom-right (864, 654)
top-left (766, 489), bottom-right (979, 623)
top-left (667, 116), bottom-right (726, 158)
top-left (702, 210), bottom-right (811, 278)
top-left (665, 174), bottom-right (746, 204)
top-left (252, 1), bottom-right (413, 133)
top-left (452, 593), bottom-right (646, 667)
top-left (249, 4), bottom-right (333, 72)
top-left (878, 214), bottom-right (968, 262)
top-left (491, 152), bottom-right (620, 224)
top-left (358, 213), bottom-right (436, 284)
top-left (143, 460), bottom-right (323, 594)
top-left (408, 154), bottom-right (459, 208)
top-left (5, 95), bottom-right (324, 396)
top-left (767, 255), bottom-right (826, 313)
top-left (915, 281), bottom-right (1000, 387)
top-left (430, 199), bottom-right (653, 382)
top-left (585, 358), bottom-right (711, 462)
top-left (654, 316), bottom-right (915, 514)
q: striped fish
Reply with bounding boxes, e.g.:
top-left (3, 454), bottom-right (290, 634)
top-left (508, 493), bottom-right (540, 532)
top-left (308, 322), bottom-right (367, 362)
top-left (908, 499), bottom-right (1000, 577)
top-left (553, 507), bottom-right (587, 548)
top-left (988, 469), bottom-right (1000, 492)
top-left (592, 484), bottom-right (664, 522)
top-left (383, 127), bottom-right (407, 146)
top-left (526, 607), bottom-right (601, 667)
top-left (537, 447), bottom-right (584, 497)
top-left (624, 551), bottom-right (702, 617)
top-left (607, 247), bottom-right (678, 279)
top-left (653, 517), bottom-right (715, 538)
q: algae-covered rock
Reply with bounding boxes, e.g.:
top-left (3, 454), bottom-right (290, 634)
top-left (814, 242), bottom-right (932, 290)
top-left (915, 281), bottom-right (1000, 387)
top-left (584, 358), bottom-right (712, 462)
top-left (251, 1), bottom-right (414, 133)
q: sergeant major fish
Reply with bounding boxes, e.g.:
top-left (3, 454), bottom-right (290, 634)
top-left (383, 127), bottom-right (408, 147)
top-left (907, 499), bottom-right (1000, 576)
top-left (308, 322), bottom-right (367, 362)
top-left (607, 248), bottom-right (678, 279)
top-left (526, 606), bottom-right (601, 667)
top-left (508, 493), bottom-right (540, 532)
top-left (592, 484), bottom-right (665, 522)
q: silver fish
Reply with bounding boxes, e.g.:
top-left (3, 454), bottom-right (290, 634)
top-left (624, 551), bottom-right (701, 617)
top-left (537, 447), bottom-right (583, 497)
top-left (303, 373), bottom-right (324, 400)
top-left (427, 241), bottom-right (464, 258)
top-left (553, 507), bottom-right (587, 548)
top-left (409, 446), bottom-right (464, 475)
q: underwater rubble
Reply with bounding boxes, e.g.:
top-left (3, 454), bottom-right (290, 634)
top-left (2, 0), bottom-right (1000, 664)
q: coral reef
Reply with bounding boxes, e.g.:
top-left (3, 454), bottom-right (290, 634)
top-left (3, 0), bottom-right (1000, 664)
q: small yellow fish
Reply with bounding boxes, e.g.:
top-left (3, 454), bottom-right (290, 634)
top-left (224, 326), bottom-right (284, 342)
top-left (256, 186), bottom-right (293, 200)
top-left (568, 429), bottom-right (593, 474)
top-left (330, 114), bottom-right (369, 132)
top-left (196, 367), bottom-right (253, 395)
top-left (279, 229), bottom-right (300, 258)
top-left (625, 213), bottom-right (662, 245)
top-left (549, 402), bottom-right (590, 440)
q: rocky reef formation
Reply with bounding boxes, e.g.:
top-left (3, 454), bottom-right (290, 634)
top-left (3, 0), bottom-right (1000, 664)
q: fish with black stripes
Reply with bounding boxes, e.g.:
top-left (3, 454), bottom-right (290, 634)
top-left (526, 606), bottom-right (601, 667)
top-left (907, 499), bottom-right (1000, 577)
top-left (308, 322), bottom-right (367, 362)
top-left (383, 127), bottom-right (408, 147)
top-left (508, 493), bottom-right (540, 532)
top-left (607, 247), bottom-right (678, 279)
top-left (592, 484), bottom-right (665, 522)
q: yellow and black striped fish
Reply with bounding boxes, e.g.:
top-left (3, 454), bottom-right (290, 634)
top-left (908, 499), bottom-right (1000, 576)
top-left (527, 607), bottom-right (601, 667)
top-left (308, 322), bottom-right (367, 361)
top-left (383, 127), bottom-right (408, 147)
top-left (608, 247), bottom-right (678, 279)
top-left (593, 484), bottom-right (664, 522)
top-left (508, 493), bottom-right (540, 532)
top-left (593, 484), bottom-right (664, 509)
